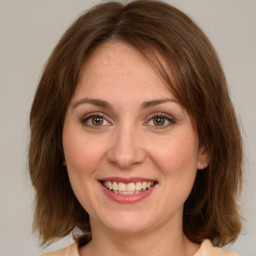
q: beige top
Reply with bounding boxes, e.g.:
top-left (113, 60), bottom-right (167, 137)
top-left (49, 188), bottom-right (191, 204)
top-left (41, 239), bottom-right (240, 256)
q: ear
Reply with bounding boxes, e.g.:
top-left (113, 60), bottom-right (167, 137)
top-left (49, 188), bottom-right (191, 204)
top-left (197, 145), bottom-right (210, 170)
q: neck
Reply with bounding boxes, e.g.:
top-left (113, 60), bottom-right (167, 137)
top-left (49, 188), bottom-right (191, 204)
top-left (79, 216), bottom-right (200, 256)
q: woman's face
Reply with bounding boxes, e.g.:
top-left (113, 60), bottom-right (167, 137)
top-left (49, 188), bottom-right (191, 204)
top-left (63, 41), bottom-right (208, 235)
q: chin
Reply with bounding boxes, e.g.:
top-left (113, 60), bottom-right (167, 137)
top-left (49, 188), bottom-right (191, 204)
top-left (106, 222), bottom-right (152, 235)
top-left (96, 211), bottom-right (155, 234)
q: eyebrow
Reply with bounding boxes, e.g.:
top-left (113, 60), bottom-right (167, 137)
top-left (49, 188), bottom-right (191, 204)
top-left (72, 98), bottom-right (113, 110)
top-left (140, 98), bottom-right (179, 109)
top-left (72, 97), bottom-right (179, 110)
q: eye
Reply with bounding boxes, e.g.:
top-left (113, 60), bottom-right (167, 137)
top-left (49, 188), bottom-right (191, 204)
top-left (80, 113), bottom-right (111, 128)
top-left (145, 113), bottom-right (175, 128)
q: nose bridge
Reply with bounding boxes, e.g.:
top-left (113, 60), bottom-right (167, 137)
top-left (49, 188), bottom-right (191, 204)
top-left (107, 121), bottom-right (145, 169)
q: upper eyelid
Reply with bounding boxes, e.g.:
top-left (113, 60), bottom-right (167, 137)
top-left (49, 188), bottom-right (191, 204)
top-left (145, 112), bottom-right (175, 121)
top-left (80, 112), bottom-right (111, 121)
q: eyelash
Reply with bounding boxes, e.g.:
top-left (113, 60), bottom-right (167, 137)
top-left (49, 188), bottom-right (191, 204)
top-left (144, 113), bottom-right (175, 129)
top-left (80, 112), bottom-right (111, 129)
top-left (80, 112), bottom-right (175, 129)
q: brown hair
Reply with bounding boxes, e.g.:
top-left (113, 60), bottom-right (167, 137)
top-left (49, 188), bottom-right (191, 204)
top-left (29, 0), bottom-right (243, 247)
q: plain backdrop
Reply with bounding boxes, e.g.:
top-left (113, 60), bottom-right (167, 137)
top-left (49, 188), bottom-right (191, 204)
top-left (0, 0), bottom-right (255, 255)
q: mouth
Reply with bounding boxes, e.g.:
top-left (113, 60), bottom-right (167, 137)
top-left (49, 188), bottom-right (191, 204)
top-left (101, 180), bottom-right (156, 195)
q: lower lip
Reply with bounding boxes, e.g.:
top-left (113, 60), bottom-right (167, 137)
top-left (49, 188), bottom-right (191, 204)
top-left (100, 182), bottom-right (156, 204)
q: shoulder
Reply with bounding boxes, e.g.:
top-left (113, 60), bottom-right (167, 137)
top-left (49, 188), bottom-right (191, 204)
top-left (40, 242), bottom-right (79, 256)
top-left (194, 240), bottom-right (240, 256)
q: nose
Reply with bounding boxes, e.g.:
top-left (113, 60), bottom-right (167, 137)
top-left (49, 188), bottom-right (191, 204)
top-left (107, 124), bottom-right (146, 169)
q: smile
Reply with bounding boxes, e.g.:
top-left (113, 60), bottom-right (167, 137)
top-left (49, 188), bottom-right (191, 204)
top-left (102, 181), bottom-right (155, 194)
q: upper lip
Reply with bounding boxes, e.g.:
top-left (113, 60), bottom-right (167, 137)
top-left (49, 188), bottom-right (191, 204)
top-left (99, 177), bottom-right (157, 184)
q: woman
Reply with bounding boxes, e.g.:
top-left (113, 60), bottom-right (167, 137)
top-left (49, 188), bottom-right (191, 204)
top-left (29, 1), bottom-right (243, 255)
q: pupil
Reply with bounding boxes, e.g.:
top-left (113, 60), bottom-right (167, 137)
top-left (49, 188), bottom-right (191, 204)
top-left (153, 117), bottom-right (164, 126)
top-left (92, 117), bottom-right (103, 126)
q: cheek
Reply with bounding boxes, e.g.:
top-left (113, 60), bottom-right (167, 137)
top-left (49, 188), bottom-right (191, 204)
top-left (149, 133), bottom-right (199, 208)
top-left (62, 131), bottom-right (108, 212)
top-left (148, 132), bottom-right (199, 175)
top-left (63, 130), bottom-right (106, 176)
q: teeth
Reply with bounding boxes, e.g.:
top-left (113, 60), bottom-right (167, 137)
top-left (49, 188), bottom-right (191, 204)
top-left (113, 182), bottom-right (118, 190)
top-left (118, 182), bottom-right (126, 192)
top-left (103, 181), bottom-right (155, 194)
top-left (107, 181), bottom-right (113, 190)
top-left (135, 182), bottom-right (142, 191)
top-left (127, 182), bottom-right (136, 192)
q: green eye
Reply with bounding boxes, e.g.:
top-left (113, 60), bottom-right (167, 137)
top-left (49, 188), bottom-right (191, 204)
top-left (145, 114), bottom-right (175, 128)
top-left (153, 117), bottom-right (165, 126)
top-left (81, 113), bottom-right (111, 128)
top-left (92, 116), bottom-right (104, 126)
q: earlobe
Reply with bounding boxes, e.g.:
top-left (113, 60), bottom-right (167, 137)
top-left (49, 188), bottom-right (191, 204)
top-left (197, 146), bottom-right (210, 170)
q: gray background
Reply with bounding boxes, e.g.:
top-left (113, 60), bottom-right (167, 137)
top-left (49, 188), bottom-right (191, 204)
top-left (0, 0), bottom-right (255, 255)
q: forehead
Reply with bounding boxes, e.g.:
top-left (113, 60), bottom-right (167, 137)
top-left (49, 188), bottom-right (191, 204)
top-left (74, 41), bottom-right (175, 101)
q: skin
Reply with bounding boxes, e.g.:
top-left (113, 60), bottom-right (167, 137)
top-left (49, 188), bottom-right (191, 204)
top-left (62, 41), bottom-right (209, 256)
